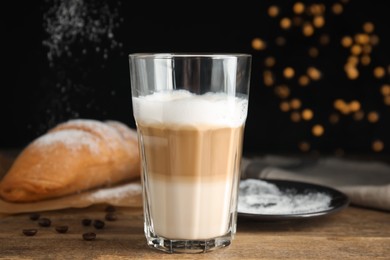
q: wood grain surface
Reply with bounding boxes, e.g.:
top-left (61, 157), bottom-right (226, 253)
top-left (0, 205), bottom-right (389, 259)
top-left (1, 150), bottom-right (389, 259)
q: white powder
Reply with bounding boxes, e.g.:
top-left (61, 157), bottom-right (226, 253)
top-left (33, 119), bottom-right (125, 153)
top-left (33, 129), bottom-right (101, 154)
top-left (88, 182), bottom-right (142, 201)
top-left (42, 0), bottom-right (123, 66)
top-left (39, 0), bottom-right (123, 134)
top-left (238, 178), bottom-right (332, 215)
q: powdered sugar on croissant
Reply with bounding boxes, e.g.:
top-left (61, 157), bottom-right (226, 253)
top-left (0, 119), bottom-right (140, 202)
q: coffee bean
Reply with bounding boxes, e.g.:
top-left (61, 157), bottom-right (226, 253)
top-left (23, 229), bottom-right (38, 236)
top-left (29, 213), bottom-right (40, 221)
top-left (82, 232), bottom-right (96, 241)
top-left (93, 219), bottom-right (105, 229)
top-left (105, 212), bottom-right (117, 221)
top-left (38, 218), bottom-right (51, 227)
top-left (105, 205), bottom-right (116, 212)
top-left (55, 226), bottom-right (69, 233)
top-left (81, 218), bottom-right (92, 226)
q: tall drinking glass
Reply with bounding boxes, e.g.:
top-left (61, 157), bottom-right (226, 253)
top-left (129, 53), bottom-right (251, 253)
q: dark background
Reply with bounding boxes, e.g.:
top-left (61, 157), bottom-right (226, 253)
top-left (1, 0), bottom-right (389, 157)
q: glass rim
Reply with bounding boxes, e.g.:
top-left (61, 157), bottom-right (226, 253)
top-left (128, 52), bottom-right (252, 59)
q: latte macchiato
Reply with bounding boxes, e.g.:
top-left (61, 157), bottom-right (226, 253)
top-left (133, 90), bottom-right (248, 240)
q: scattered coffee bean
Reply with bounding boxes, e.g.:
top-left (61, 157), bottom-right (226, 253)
top-left (105, 212), bottom-right (117, 221)
top-left (55, 226), bottom-right (69, 233)
top-left (81, 218), bottom-right (92, 226)
top-left (105, 205), bottom-right (116, 212)
top-left (93, 219), bottom-right (105, 229)
top-left (23, 229), bottom-right (38, 236)
top-left (29, 213), bottom-right (40, 221)
top-left (82, 232), bottom-right (96, 241)
top-left (38, 218), bottom-right (51, 227)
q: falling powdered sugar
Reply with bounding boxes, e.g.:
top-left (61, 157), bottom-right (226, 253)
top-left (42, 0), bottom-right (123, 66)
top-left (238, 178), bottom-right (332, 215)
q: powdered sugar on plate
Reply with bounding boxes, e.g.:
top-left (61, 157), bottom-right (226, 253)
top-left (238, 178), bottom-right (332, 215)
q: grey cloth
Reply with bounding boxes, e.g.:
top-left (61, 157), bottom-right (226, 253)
top-left (241, 155), bottom-right (390, 211)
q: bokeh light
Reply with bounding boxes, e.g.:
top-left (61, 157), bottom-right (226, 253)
top-left (251, 0), bottom-right (389, 155)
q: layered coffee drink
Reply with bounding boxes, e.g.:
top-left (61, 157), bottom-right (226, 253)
top-left (133, 90), bottom-right (248, 240)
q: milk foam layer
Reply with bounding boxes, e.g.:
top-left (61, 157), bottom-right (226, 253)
top-left (132, 90), bottom-right (248, 127)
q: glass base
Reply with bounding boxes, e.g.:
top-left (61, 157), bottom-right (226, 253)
top-left (146, 232), bottom-right (233, 254)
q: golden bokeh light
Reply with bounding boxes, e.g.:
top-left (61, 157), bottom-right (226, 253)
top-left (274, 85), bottom-right (290, 98)
top-left (298, 141), bottom-right (311, 152)
top-left (303, 22), bottom-right (314, 37)
top-left (381, 84), bottom-right (390, 96)
top-left (360, 55), bottom-right (371, 66)
top-left (370, 34), bottom-right (379, 45)
top-left (342, 30), bottom-right (372, 77)
top-left (302, 109), bottom-right (314, 120)
top-left (363, 22), bottom-right (375, 33)
top-left (341, 36), bottom-right (353, 48)
top-left (307, 67), bottom-right (322, 80)
top-left (354, 33), bottom-right (370, 45)
top-left (252, 38), bottom-right (267, 50)
top-left (313, 16), bottom-right (325, 28)
top-left (290, 98), bottom-right (302, 109)
top-left (280, 101), bottom-right (290, 112)
top-left (263, 70), bottom-right (274, 87)
top-left (334, 99), bottom-right (346, 110)
top-left (339, 105), bottom-right (350, 115)
top-left (291, 111), bottom-right (301, 122)
top-left (332, 3), bottom-right (343, 15)
top-left (259, 1), bottom-right (386, 153)
top-left (329, 113), bottom-right (340, 124)
top-left (347, 56), bottom-right (359, 66)
top-left (280, 18), bottom-right (292, 29)
top-left (384, 96), bottom-right (390, 106)
top-left (345, 66), bottom-right (359, 80)
top-left (350, 44), bottom-right (362, 56)
top-left (298, 75), bottom-right (310, 86)
top-left (309, 3), bottom-right (325, 16)
top-left (264, 56), bottom-right (276, 67)
top-left (362, 45), bottom-right (372, 54)
top-left (373, 66), bottom-right (386, 78)
top-left (312, 124), bottom-right (324, 136)
top-left (349, 100), bottom-right (361, 112)
top-left (293, 2), bottom-right (305, 14)
top-left (268, 5), bottom-right (280, 17)
top-left (372, 140), bottom-right (384, 152)
top-left (367, 111), bottom-right (379, 123)
top-left (283, 67), bottom-right (295, 78)
top-left (353, 110), bottom-right (365, 121)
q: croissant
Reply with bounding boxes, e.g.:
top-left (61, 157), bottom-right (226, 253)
top-left (0, 119), bottom-right (140, 202)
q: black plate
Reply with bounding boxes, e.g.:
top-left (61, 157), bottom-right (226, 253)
top-left (237, 179), bottom-right (350, 221)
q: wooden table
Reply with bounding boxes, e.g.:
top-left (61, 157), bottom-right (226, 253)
top-left (1, 204), bottom-right (389, 259)
top-left (1, 150), bottom-right (389, 259)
